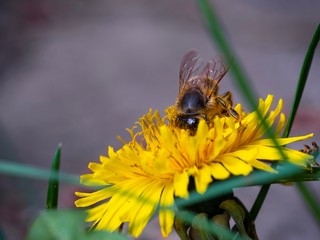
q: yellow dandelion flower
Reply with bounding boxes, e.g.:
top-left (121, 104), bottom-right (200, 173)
top-left (75, 94), bottom-right (313, 238)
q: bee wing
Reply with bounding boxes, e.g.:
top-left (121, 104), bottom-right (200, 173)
top-left (179, 50), bottom-right (228, 95)
top-left (202, 58), bottom-right (228, 84)
top-left (179, 50), bottom-right (205, 94)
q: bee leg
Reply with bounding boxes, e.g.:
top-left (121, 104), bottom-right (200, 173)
top-left (228, 108), bottom-right (240, 120)
top-left (220, 91), bottom-right (233, 105)
top-left (216, 96), bottom-right (228, 110)
top-left (216, 95), bottom-right (239, 120)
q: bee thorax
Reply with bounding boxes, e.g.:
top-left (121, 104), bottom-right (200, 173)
top-left (179, 89), bottom-right (206, 113)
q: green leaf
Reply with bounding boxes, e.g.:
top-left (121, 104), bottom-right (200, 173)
top-left (46, 144), bottom-right (62, 209)
top-left (26, 209), bottom-right (130, 240)
top-left (250, 24), bottom-right (320, 221)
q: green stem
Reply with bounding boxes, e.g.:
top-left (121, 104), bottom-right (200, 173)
top-left (249, 185), bottom-right (270, 221)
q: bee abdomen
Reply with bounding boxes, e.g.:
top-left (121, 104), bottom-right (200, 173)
top-left (175, 115), bottom-right (199, 133)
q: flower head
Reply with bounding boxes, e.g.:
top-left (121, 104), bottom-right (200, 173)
top-left (75, 95), bottom-right (313, 238)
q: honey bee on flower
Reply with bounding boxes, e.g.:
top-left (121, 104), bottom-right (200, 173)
top-left (75, 50), bottom-right (314, 239)
top-left (174, 50), bottom-right (239, 134)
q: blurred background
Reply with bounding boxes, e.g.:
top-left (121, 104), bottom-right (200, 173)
top-left (0, 0), bottom-right (319, 239)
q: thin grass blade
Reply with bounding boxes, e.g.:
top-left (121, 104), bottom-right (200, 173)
top-left (250, 24), bottom-right (320, 220)
top-left (196, 0), bottom-right (296, 222)
top-left (196, 0), bottom-right (258, 109)
top-left (283, 24), bottom-right (320, 138)
top-left (46, 143), bottom-right (62, 209)
top-left (0, 160), bottom-right (80, 185)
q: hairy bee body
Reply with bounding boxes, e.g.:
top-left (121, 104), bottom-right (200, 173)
top-left (174, 50), bottom-right (238, 133)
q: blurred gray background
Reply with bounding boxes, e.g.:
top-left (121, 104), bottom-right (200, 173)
top-left (0, 0), bottom-right (320, 239)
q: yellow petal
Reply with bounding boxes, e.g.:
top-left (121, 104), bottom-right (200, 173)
top-left (75, 188), bottom-right (113, 207)
top-left (283, 148), bottom-right (313, 165)
top-left (107, 146), bottom-right (117, 159)
top-left (252, 134), bottom-right (313, 146)
top-left (174, 171), bottom-right (189, 198)
top-left (159, 183), bottom-right (175, 237)
top-left (186, 136), bottom-right (198, 164)
top-left (88, 162), bottom-right (103, 172)
top-left (86, 201), bottom-right (109, 223)
top-left (209, 163), bottom-right (230, 180)
top-left (95, 178), bottom-right (153, 231)
top-left (254, 145), bottom-right (313, 162)
top-left (265, 98), bottom-right (283, 126)
top-left (128, 181), bottom-right (163, 237)
top-left (160, 125), bottom-right (177, 149)
top-left (80, 173), bottom-right (107, 186)
top-left (194, 164), bottom-right (213, 194)
top-left (211, 118), bottom-right (227, 159)
top-left (276, 113), bottom-right (286, 134)
top-left (249, 159), bottom-right (277, 172)
top-left (262, 95), bottom-right (274, 115)
top-left (196, 119), bottom-right (209, 140)
top-left (225, 148), bottom-right (258, 162)
top-left (219, 156), bottom-right (253, 176)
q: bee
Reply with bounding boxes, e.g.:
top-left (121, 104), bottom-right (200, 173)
top-left (174, 50), bottom-right (239, 133)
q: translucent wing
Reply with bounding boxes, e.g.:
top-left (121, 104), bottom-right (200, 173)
top-left (179, 50), bottom-right (202, 90)
top-left (178, 50), bottom-right (228, 96)
top-left (202, 57), bottom-right (228, 84)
